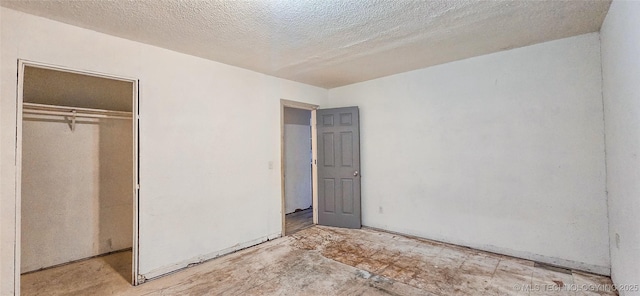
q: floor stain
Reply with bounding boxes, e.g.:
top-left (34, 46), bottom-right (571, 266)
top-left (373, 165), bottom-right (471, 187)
top-left (291, 226), bottom-right (617, 296)
top-left (22, 226), bottom-right (617, 296)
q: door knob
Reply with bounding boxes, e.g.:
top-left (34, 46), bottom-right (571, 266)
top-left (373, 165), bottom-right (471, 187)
top-left (353, 170), bottom-right (359, 177)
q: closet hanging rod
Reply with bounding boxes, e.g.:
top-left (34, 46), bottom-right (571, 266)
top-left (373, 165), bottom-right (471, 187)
top-left (22, 102), bottom-right (133, 119)
top-left (23, 109), bottom-right (132, 120)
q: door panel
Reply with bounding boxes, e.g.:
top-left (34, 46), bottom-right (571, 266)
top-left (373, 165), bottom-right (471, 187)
top-left (317, 107), bottom-right (360, 229)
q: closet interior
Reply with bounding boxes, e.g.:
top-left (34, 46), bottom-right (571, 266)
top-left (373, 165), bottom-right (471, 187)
top-left (20, 65), bottom-right (136, 281)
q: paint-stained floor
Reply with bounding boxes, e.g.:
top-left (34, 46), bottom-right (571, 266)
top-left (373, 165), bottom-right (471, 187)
top-left (22, 226), bottom-right (617, 295)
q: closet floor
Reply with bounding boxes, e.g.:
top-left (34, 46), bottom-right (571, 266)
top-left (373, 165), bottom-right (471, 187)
top-left (21, 226), bottom-right (616, 296)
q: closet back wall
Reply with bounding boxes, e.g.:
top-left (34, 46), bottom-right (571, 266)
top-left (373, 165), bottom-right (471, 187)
top-left (21, 118), bottom-right (132, 273)
top-left (21, 67), bottom-right (133, 273)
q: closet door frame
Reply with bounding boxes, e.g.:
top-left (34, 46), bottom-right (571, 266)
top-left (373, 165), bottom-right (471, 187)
top-left (15, 59), bottom-right (142, 287)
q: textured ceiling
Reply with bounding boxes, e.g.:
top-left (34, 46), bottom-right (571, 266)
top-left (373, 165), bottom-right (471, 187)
top-left (1, 0), bottom-right (611, 88)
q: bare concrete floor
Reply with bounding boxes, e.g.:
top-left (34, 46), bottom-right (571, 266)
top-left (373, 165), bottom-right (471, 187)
top-left (22, 226), bottom-right (616, 296)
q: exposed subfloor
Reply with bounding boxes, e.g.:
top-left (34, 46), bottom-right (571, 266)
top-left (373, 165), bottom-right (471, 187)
top-left (285, 208), bottom-right (313, 235)
top-left (22, 226), bottom-right (617, 296)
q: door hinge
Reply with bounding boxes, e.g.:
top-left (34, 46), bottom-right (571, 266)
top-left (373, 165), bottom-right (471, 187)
top-left (136, 184), bottom-right (140, 190)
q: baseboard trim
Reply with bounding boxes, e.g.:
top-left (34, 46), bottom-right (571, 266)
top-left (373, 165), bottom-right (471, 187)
top-left (363, 226), bottom-right (610, 276)
top-left (139, 232), bottom-right (282, 282)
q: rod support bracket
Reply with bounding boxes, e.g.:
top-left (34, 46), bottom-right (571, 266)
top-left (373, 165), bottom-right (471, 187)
top-left (66, 110), bottom-right (77, 132)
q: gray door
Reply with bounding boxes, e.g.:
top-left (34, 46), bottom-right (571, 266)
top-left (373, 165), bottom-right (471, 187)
top-left (317, 107), bottom-right (361, 229)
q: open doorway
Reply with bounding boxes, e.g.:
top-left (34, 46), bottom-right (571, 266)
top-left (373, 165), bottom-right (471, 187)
top-left (281, 100), bottom-right (318, 235)
top-left (16, 60), bottom-right (140, 288)
top-left (283, 107), bottom-right (313, 234)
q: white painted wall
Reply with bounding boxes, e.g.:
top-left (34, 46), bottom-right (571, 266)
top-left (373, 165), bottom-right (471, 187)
top-left (283, 108), bottom-right (312, 214)
top-left (327, 33), bottom-right (610, 275)
top-left (0, 7), bottom-right (327, 294)
top-left (601, 1), bottom-right (640, 293)
top-left (0, 6), bottom-right (7, 296)
top-left (21, 117), bottom-right (132, 273)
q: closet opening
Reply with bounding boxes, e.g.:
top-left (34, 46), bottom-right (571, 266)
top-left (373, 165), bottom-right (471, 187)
top-left (280, 100), bottom-right (318, 236)
top-left (16, 60), bottom-right (140, 288)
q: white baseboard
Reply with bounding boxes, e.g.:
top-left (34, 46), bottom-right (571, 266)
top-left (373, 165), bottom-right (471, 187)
top-left (139, 232), bottom-right (282, 282)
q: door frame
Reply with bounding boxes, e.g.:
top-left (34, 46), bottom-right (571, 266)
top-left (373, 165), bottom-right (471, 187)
top-left (14, 59), bottom-right (142, 287)
top-left (280, 99), bottom-right (319, 235)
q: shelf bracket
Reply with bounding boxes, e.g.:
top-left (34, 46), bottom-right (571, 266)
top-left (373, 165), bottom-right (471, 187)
top-left (65, 110), bottom-right (77, 132)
